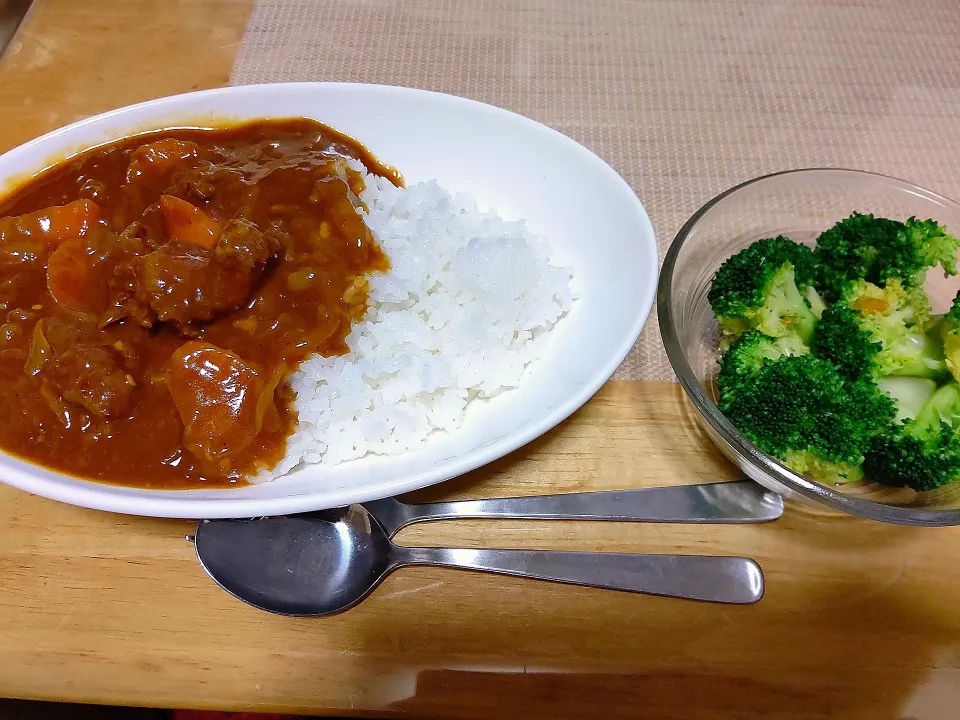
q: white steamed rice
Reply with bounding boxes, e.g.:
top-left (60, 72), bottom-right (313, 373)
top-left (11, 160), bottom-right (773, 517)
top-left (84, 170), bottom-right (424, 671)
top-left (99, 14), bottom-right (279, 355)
top-left (264, 169), bottom-right (574, 478)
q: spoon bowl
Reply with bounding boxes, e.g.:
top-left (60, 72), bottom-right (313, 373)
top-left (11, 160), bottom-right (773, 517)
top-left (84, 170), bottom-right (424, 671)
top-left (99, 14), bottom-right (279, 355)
top-left (196, 506), bottom-right (393, 615)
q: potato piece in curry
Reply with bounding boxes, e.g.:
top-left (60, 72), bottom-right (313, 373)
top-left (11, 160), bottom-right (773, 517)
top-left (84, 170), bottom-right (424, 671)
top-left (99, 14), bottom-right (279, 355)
top-left (0, 119), bottom-right (395, 488)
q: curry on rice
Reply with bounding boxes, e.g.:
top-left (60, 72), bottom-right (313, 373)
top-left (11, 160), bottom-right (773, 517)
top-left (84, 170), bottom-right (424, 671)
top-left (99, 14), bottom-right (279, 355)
top-left (0, 118), bottom-right (396, 489)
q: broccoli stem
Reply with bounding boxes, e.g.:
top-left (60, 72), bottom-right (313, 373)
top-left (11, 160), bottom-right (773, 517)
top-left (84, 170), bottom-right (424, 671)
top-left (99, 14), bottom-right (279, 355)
top-left (911, 382), bottom-right (960, 438)
top-left (877, 376), bottom-right (938, 423)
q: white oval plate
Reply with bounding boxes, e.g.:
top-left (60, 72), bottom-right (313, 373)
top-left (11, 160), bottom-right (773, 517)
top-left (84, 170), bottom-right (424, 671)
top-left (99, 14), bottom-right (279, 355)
top-left (0, 83), bottom-right (658, 518)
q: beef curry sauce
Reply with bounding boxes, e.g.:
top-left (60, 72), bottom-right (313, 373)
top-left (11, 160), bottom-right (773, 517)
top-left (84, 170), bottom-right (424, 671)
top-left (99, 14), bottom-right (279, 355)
top-left (0, 118), bottom-right (396, 489)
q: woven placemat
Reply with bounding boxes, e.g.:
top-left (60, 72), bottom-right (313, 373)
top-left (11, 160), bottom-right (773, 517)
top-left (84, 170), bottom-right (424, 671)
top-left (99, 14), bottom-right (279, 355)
top-left (231, 0), bottom-right (960, 381)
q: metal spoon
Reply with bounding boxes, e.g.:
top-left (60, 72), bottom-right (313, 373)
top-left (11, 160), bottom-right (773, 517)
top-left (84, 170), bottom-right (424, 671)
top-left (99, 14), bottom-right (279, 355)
top-left (363, 480), bottom-right (783, 537)
top-left (194, 505), bottom-right (765, 615)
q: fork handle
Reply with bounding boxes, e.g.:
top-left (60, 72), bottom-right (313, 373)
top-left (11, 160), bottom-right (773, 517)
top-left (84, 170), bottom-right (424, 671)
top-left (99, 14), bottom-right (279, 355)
top-left (397, 480), bottom-right (782, 527)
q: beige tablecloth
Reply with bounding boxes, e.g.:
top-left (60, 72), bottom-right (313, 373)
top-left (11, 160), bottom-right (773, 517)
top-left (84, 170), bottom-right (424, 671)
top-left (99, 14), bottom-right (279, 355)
top-left (231, 0), bottom-right (960, 381)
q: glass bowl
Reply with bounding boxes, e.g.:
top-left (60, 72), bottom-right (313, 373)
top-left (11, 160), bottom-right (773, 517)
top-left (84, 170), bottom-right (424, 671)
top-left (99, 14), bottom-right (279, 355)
top-left (658, 168), bottom-right (960, 526)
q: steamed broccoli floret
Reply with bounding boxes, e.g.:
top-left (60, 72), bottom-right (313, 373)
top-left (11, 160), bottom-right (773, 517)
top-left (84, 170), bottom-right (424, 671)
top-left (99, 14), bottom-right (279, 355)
top-left (814, 213), bottom-right (960, 303)
top-left (721, 354), bottom-right (895, 484)
top-left (809, 304), bottom-right (879, 382)
top-left (708, 236), bottom-right (819, 344)
top-left (810, 279), bottom-right (946, 383)
top-left (942, 292), bottom-right (960, 382)
top-left (716, 330), bottom-right (808, 406)
top-left (910, 218), bottom-right (960, 277)
top-left (864, 381), bottom-right (960, 491)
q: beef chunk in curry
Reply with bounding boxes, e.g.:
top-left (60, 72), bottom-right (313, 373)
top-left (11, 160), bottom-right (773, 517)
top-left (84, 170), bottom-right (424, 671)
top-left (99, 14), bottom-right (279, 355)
top-left (0, 118), bottom-right (395, 488)
top-left (134, 216), bottom-right (281, 332)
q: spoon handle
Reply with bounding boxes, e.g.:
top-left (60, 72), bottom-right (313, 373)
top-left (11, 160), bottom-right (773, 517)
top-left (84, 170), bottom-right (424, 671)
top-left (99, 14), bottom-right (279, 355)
top-left (380, 480), bottom-right (782, 533)
top-left (395, 547), bottom-right (764, 604)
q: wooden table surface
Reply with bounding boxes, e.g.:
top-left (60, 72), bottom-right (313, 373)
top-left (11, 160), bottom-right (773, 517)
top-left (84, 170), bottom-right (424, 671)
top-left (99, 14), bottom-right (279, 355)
top-left (1, 1), bottom-right (960, 718)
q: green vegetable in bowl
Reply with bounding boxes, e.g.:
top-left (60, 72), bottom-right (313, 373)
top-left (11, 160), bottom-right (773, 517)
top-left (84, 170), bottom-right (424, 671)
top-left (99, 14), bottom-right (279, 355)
top-left (814, 213), bottom-right (960, 303)
top-left (710, 212), bottom-right (960, 491)
top-left (707, 236), bottom-right (821, 345)
top-left (876, 376), bottom-right (938, 424)
top-left (716, 330), bottom-right (808, 407)
top-left (719, 351), bottom-right (894, 484)
top-left (810, 278), bottom-right (946, 383)
top-left (864, 382), bottom-right (960, 492)
top-left (941, 293), bottom-right (960, 382)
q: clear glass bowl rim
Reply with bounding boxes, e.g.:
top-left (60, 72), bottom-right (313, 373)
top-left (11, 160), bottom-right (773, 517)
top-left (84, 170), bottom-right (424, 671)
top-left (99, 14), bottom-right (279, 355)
top-left (657, 167), bottom-right (960, 526)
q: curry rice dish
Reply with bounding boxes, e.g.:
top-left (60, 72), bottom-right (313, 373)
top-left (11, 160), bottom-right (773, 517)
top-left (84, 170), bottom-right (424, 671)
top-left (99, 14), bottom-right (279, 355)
top-left (0, 118), bottom-right (573, 490)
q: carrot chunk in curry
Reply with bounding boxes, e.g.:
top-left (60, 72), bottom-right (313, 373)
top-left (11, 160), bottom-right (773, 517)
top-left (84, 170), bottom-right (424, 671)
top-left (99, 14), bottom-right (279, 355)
top-left (0, 118), bottom-right (395, 488)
